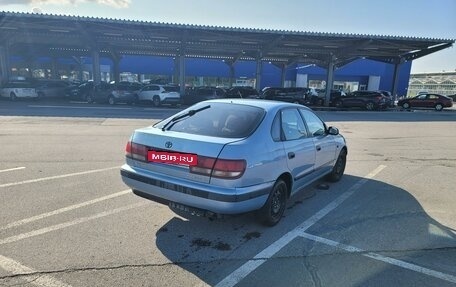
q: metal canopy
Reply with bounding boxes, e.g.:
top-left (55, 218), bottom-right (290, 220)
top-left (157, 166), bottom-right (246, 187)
top-left (0, 11), bottom-right (454, 68)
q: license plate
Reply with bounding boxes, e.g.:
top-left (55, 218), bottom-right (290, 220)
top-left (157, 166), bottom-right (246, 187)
top-left (169, 202), bottom-right (206, 217)
top-left (147, 151), bottom-right (197, 166)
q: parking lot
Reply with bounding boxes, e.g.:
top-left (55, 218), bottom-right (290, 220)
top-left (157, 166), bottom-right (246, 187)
top-left (0, 100), bottom-right (455, 286)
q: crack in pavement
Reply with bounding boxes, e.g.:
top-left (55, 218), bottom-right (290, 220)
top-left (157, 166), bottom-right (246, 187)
top-left (2, 245), bottom-right (455, 281)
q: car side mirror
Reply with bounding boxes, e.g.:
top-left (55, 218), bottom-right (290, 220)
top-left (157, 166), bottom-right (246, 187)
top-left (327, 126), bottom-right (339, 135)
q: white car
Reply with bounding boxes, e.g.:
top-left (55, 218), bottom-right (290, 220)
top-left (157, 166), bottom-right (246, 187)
top-left (0, 81), bottom-right (39, 101)
top-left (136, 85), bottom-right (180, 107)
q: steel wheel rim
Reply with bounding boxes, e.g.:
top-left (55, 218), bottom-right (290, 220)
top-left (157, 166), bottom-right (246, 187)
top-left (271, 185), bottom-right (285, 219)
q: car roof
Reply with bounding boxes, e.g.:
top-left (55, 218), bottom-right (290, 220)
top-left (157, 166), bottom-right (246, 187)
top-left (201, 98), bottom-right (313, 112)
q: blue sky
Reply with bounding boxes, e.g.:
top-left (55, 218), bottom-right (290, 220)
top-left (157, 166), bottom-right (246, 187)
top-left (1, 0), bottom-right (455, 73)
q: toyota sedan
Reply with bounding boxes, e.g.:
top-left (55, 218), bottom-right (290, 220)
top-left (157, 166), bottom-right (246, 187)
top-left (121, 99), bottom-right (347, 226)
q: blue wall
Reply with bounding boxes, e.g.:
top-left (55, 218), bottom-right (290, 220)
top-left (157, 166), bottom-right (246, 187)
top-left (11, 55), bottom-right (411, 96)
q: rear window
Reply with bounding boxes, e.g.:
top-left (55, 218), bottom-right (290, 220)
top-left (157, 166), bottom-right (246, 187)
top-left (154, 102), bottom-right (265, 138)
top-left (163, 86), bottom-right (179, 92)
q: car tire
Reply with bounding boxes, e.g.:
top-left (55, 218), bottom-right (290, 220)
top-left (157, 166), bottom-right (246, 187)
top-left (402, 102), bottom-right (410, 109)
top-left (326, 149), bottom-right (347, 182)
top-left (134, 95), bottom-right (139, 105)
top-left (434, 103), bottom-right (443, 111)
top-left (86, 94), bottom-right (94, 104)
top-left (335, 100), bottom-right (343, 108)
top-left (108, 96), bottom-right (115, 105)
top-left (257, 179), bottom-right (288, 226)
top-left (365, 102), bottom-right (375, 111)
top-left (10, 92), bottom-right (17, 101)
top-left (152, 95), bottom-right (161, 107)
top-left (319, 99), bottom-right (324, 106)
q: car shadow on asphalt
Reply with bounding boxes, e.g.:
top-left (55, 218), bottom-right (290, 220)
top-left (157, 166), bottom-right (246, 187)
top-left (153, 175), bottom-right (456, 286)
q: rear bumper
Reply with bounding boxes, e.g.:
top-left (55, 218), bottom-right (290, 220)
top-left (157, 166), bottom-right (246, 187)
top-left (120, 164), bottom-right (272, 214)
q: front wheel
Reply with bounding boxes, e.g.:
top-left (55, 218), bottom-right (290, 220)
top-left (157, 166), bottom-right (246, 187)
top-left (334, 100), bottom-right (343, 108)
top-left (108, 96), bottom-right (115, 105)
top-left (326, 149), bottom-right (347, 182)
top-left (365, 102), bottom-right (375, 111)
top-left (152, 95), bottom-right (161, 107)
top-left (257, 179), bottom-right (288, 226)
top-left (435, 103), bottom-right (443, 111)
top-left (10, 92), bottom-right (17, 101)
top-left (402, 102), bottom-right (410, 109)
top-left (86, 94), bottom-right (94, 104)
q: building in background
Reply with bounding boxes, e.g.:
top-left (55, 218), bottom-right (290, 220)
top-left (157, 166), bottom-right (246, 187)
top-left (407, 72), bottom-right (456, 97)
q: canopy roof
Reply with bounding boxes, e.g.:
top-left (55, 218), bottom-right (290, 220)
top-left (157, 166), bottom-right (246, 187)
top-left (0, 11), bottom-right (454, 67)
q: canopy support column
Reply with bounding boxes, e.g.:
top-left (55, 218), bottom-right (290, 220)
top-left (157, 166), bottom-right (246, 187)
top-left (324, 54), bottom-right (336, 107)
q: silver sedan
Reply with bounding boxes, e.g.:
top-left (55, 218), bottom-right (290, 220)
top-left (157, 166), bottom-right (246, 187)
top-left (121, 99), bottom-right (347, 226)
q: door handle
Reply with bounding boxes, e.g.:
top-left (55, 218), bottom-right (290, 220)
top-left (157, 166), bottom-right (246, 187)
top-left (288, 152), bottom-right (295, 159)
top-left (316, 146), bottom-right (322, 151)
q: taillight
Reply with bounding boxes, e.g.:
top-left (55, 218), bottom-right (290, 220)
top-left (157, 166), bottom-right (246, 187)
top-left (190, 156), bottom-right (246, 179)
top-left (125, 141), bottom-right (147, 161)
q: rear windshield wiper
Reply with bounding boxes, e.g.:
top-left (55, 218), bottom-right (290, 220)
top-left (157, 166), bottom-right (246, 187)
top-left (162, 105), bottom-right (211, 131)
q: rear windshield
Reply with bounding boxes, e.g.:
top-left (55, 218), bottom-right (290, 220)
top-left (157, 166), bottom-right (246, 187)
top-left (154, 102), bottom-right (265, 138)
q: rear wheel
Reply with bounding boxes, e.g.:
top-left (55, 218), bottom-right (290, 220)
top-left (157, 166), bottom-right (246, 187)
top-left (257, 179), bottom-right (288, 226)
top-left (435, 103), bottom-right (443, 111)
top-left (108, 96), bottom-right (115, 105)
top-left (335, 100), bottom-right (343, 108)
top-left (326, 149), bottom-right (347, 182)
top-left (10, 92), bottom-right (17, 101)
top-left (402, 102), bottom-right (410, 109)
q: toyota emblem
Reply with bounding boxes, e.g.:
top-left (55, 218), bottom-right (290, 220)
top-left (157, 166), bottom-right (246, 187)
top-left (165, 141), bottom-right (173, 149)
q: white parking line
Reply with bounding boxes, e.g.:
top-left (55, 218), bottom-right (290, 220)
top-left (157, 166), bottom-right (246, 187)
top-left (214, 165), bottom-right (386, 287)
top-left (28, 105), bottom-right (132, 110)
top-left (300, 232), bottom-right (456, 284)
top-left (0, 166), bottom-right (119, 188)
top-left (0, 167), bottom-right (25, 173)
top-left (0, 189), bottom-right (131, 231)
top-left (0, 254), bottom-right (71, 287)
top-left (0, 202), bottom-right (147, 246)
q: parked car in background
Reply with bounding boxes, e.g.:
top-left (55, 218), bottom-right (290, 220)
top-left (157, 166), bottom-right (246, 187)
top-left (309, 90), bottom-right (346, 106)
top-left (88, 81), bottom-right (138, 105)
top-left (225, 86), bottom-right (260, 98)
top-left (0, 81), bottom-right (38, 101)
top-left (136, 84), bottom-right (181, 107)
top-left (121, 99), bottom-right (347, 226)
top-left (332, 90), bottom-right (388, 110)
top-left (35, 80), bottom-right (69, 98)
top-left (261, 87), bottom-right (309, 104)
top-left (183, 86), bottom-right (225, 105)
top-left (65, 81), bottom-right (95, 101)
top-left (397, 93), bottom-right (453, 111)
top-left (378, 90), bottom-right (395, 107)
